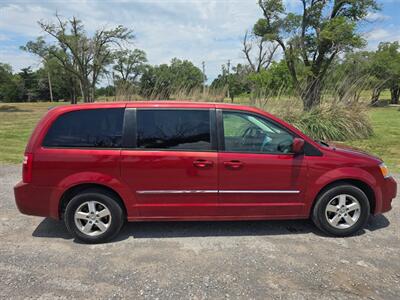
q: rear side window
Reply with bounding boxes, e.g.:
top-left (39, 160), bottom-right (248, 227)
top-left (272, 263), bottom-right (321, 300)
top-left (137, 109), bottom-right (211, 150)
top-left (43, 108), bottom-right (124, 148)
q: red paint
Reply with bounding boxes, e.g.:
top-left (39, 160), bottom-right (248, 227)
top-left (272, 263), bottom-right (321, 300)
top-left (120, 150), bottom-right (218, 217)
top-left (14, 101), bottom-right (397, 222)
top-left (218, 152), bottom-right (307, 218)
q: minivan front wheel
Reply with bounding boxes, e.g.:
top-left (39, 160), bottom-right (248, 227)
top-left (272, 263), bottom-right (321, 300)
top-left (64, 190), bottom-right (124, 243)
top-left (312, 185), bottom-right (370, 236)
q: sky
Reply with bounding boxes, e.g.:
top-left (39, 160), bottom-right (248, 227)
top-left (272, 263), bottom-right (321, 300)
top-left (0, 0), bottom-right (400, 83)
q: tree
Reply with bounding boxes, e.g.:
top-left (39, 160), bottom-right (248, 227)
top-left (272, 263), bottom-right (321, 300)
top-left (140, 64), bottom-right (173, 99)
top-left (0, 63), bottom-right (19, 102)
top-left (43, 57), bottom-right (78, 101)
top-left (18, 67), bottom-right (38, 102)
top-left (21, 37), bottom-right (55, 102)
top-left (242, 30), bottom-right (278, 73)
top-left (36, 14), bottom-right (134, 103)
top-left (0, 62), bottom-right (75, 103)
top-left (169, 58), bottom-right (204, 93)
top-left (254, 0), bottom-right (379, 110)
top-left (248, 59), bottom-right (293, 99)
top-left (113, 49), bottom-right (147, 99)
top-left (113, 49), bottom-right (147, 82)
top-left (370, 42), bottom-right (400, 104)
top-left (326, 51), bottom-right (377, 103)
top-left (211, 63), bottom-right (251, 102)
top-left (22, 36), bottom-right (83, 103)
top-left (139, 58), bottom-right (203, 99)
top-left (96, 85), bottom-right (115, 98)
top-left (226, 73), bottom-right (250, 103)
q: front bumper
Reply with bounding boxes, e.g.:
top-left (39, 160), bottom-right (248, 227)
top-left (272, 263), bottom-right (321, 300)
top-left (14, 181), bottom-right (60, 219)
top-left (379, 176), bottom-right (397, 214)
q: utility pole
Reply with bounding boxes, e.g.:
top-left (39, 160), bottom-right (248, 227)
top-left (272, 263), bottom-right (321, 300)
top-left (202, 61), bottom-right (206, 98)
top-left (226, 59), bottom-right (231, 100)
top-left (47, 70), bottom-right (53, 102)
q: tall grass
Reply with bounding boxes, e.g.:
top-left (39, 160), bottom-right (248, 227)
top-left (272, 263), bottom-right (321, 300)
top-left (113, 84), bottom-right (227, 102)
top-left (251, 69), bottom-right (376, 141)
top-left (114, 82), bottom-right (142, 101)
top-left (251, 94), bottom-right (372, 141)
top-left (283, 104), bottom-right (373, 141)
top-left (171, 86), bottom-right (226, 102)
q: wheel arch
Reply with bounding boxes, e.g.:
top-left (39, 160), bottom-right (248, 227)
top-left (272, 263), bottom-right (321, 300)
top-left (310, 178), bottom-right (376, 215)
top-left (59, 183), bottom-right (127, 219)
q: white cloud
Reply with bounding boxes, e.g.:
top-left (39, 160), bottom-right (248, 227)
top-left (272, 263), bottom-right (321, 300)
top-left (0, 46), bottom-right (40, 72)
top-left (363, 25), bottom-right (400, 51)
top-left (366, 11), bottom-right (391, 22)
top-left (365, 28), bottom-right (391, 41)
top-left (0, 4), bottom-right (51, 37)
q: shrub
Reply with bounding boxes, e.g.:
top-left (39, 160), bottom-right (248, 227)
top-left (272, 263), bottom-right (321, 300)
top-left (280, 103), bottom-right (373, 141)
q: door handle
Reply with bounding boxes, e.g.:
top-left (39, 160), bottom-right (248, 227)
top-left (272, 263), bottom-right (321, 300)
top-left (223, 160), bottom-right (243, 169)
top-left (193, 159), bottom-right (213, 168)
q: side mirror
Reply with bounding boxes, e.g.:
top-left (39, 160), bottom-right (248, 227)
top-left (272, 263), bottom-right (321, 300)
top-left (292, 138), bottom-right (305, 154)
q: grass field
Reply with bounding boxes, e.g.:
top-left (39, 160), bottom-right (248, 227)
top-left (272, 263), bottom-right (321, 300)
top-left (347, 107), bottom-right (400, 172)
top-left (0, 102), bottom-right (66, 164)
top-left (0, 102), bottom-right (399, 172)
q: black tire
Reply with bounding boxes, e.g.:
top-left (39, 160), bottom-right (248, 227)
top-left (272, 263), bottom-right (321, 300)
top-left (64, 189), bottom-right (124, 243)
top-left (312, 184), bottom-right (370, 237)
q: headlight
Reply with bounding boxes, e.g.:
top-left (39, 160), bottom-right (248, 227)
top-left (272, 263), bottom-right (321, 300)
top-left (379, 163), bottom-right (390, 178)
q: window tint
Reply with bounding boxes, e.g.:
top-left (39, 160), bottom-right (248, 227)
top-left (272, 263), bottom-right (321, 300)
top-left (43, 108), bottom-right (124, 148)
top-left (223, 111), bottom-right (294, 154)
top-left (137, 109), bottom-right (211, 150)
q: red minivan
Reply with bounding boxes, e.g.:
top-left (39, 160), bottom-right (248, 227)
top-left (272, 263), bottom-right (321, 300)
top-left (14, 102), bottom-right (397, 243)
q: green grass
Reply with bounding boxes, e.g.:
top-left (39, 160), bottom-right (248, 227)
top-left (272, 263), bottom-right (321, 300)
top-left (346, 107), bottom-right (400, 173)
top-left (0, 102), bottom-right (67, 163)
top-left (0, 102), bottom-right (399, 173)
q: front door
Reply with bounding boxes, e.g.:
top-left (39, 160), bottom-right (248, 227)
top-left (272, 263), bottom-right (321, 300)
top-left (121, 108), bottom-right (218, 219)
top-left (217, 110), bottom-right (308, 218)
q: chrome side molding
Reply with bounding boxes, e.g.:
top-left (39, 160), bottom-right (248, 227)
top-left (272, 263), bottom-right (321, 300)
top-left (219, 190), bottom-right (300, 194)
top-left (137, 190), bottom-right (300, 195)
top-left (136, 190), bottom-right (218, 194)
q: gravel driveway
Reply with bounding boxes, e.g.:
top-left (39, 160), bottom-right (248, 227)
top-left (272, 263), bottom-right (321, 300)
top-left (0, 165), bottom-right (399, 299)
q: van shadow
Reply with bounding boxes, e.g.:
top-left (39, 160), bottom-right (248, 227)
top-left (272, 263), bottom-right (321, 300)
top-left (32, 214), bottom-right (390, 243)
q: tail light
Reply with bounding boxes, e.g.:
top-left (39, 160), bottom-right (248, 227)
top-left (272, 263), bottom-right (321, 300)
top-left (22, 153), bottom-right (33, 183)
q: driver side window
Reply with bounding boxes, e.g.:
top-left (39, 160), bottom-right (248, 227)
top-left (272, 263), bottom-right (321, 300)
top-left (222, 111), bottom-right (294, 154)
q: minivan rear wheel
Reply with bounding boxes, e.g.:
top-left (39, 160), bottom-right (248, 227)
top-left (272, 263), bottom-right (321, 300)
top-left (312, 185), bottom-right (370, 236)
top-left (64, 190), bottom-right (124, 243)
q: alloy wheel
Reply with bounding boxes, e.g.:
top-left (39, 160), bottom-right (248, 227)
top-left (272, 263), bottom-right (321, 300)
top-left (324, 194), bottom-right (361, 229)
top-left (74, 201), bottom-right (112, 236)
